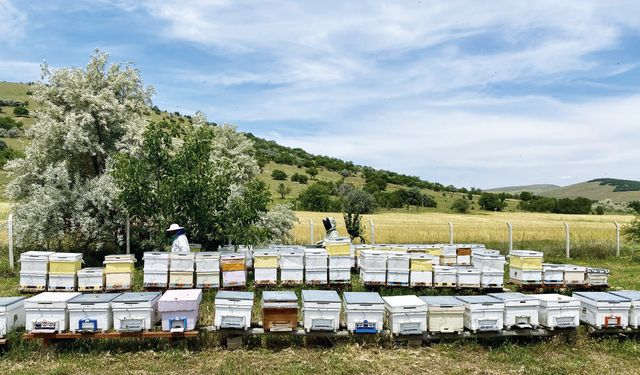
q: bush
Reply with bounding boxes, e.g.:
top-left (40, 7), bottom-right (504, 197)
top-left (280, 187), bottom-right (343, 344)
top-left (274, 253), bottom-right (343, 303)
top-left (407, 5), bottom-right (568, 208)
top-left (450, 198), bottom-right (470, 213)
top-left (342, 188), bottom-right (376, 214)
top-left (271, 169), bottom-right (287, 180)
top-left (0, 116), bottom-right (22, 130)
top-left (13, 106), bottom-right (29, 117)
top-left (478, 192), bottom-right (507, 211)
top-left (276, 182), bottom-right (291, 199)
top-left (291, 172), bottom-right (308, 184)
top-left (628, 201), bottom-right (640, 214)
top-left (298, 182), bottom-right (340, 212)
top-left (595, 205), bottom-right (605, 215)
top-left (624, 214), bottom-right (640, 243)
top-left (305, 167), bottom-right (318, 179)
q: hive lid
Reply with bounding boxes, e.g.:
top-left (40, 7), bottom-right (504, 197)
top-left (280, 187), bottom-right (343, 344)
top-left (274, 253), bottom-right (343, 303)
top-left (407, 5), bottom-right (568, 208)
top-left (301, 290), bottom-right (340, 303)
top-left (382, 295), bottom-right (425, 308)
top-left (343, 292), bottom-right (383, 305)
top-left (572, 292), bottom-right (627, 303)
top-left (488, 292), bottom-right (536, 302)
top-left (216, 291), bottom-right (254, 300)
top-left (69, 293), bottom-right (121, 304)
top-left (533, 293), bottom-right (576, 303)
top-left (49, 252), bottom-right (83, 261)
top-left (77, 267), bottom-right (104, 274)
top-left (20, 251), bottom-right (55, 258)
top-left (113, 292), bottom-right (161, 303)
top-left (419, 296), bottom-right (463, 307)
top-left (509, 250), bottom-right (543, 257)
top-left (143, 252), bottom-right (170, 259)
top-left (160, 289), bottom-right (202, 302)
top-left (608, 291), bottom-right (640, 301)
top-left (0, 296), bottom-right (26, 307)
top-left (263, 291), bottom-right (297, 302)
top-left (27, 292), bottom-right (80, 303)
top-left (455, 295), bottom-right (502, 304)
top-left (195, 252), bottom-right (220, 259)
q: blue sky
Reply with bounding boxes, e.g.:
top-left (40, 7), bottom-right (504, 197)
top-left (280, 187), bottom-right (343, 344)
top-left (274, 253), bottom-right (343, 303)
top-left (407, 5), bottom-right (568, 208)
top-left (1, 0), bottom-right (639, 189)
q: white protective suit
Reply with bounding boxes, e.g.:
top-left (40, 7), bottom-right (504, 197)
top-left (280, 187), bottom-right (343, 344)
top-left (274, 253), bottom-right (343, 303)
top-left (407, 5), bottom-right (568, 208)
top-left (171, 233), bottom-right (191, 253)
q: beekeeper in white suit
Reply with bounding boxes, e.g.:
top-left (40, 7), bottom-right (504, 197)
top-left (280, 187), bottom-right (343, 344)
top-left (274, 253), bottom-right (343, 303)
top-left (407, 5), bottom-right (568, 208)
top-left (166, 223), bottom-right (190, 253)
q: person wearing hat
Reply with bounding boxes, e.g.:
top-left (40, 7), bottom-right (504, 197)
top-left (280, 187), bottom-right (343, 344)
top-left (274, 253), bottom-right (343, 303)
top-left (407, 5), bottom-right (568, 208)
top-left (166, 223), bottom-right (190, 253)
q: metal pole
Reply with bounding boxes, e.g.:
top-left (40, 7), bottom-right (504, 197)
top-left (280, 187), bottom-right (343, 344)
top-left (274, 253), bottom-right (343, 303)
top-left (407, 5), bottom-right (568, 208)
top-left (309, 219), bottom-right (314, 244)
top-left (125, 213), bottom-right (130, 255)
top-left (369, 219), bottom-right (375, 245)
top-left (507, 222), bottom-right (513, 252)
top-left (614, 222), bottom-right (620, 257)
top-left (564, 222), bottom-right (570, 259)
top-left (8, 213), bottom-right (14, 270)
top-left (448, 222), bottom-right (453, 245)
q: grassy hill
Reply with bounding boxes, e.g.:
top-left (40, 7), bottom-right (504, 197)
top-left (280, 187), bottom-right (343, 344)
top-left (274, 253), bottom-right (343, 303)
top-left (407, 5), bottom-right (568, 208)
top-left (540, 180), bottom-right (640, 203)
top-left (486, 184), bottom-right (560, 194)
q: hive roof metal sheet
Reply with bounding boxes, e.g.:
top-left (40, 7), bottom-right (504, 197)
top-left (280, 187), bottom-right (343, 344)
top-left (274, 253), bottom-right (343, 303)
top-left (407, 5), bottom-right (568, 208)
top-left (609, 291), bottom-right (640, 301)
top-left (113, 292), bottom-right (161, 303)
top-left (263, 291), bottom-right (297, 302)
top-left (0, 296), bottom-right (25, 307)
top-left (573, 292), bottom-right (628, 303)
top-left (488, 292), bottom-right (537, 301)
top-left (215, 291), bottom-right (254, 300)
top-left (455, 295), bottom-right (502, 304)
top-left (301, 290), bottom-right (340, 303)
top-left (419, 296), bottom-right (463, 307)
top-left (343, 292), bottom-right (384, 305)
top-left (69, 293), bottom-right (121, 304)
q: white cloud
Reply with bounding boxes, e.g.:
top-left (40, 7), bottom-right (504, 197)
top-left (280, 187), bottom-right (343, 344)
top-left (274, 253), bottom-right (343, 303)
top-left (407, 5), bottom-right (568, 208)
top-left (0, 60), bottom-right (41, 82)
top-left (0, 0), bottom-right (26, 43)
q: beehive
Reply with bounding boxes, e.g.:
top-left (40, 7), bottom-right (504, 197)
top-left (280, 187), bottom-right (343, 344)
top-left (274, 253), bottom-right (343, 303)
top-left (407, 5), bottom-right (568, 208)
top-left (420, 296), bottom-right (464, 334)
top-left (77, 267), bottom-right (105, 292)
top-left (302, 290), bottom-right (341, 332)
top-left (489, 292), bottom-right (540, 329)
top-left (25, 292), bottom-right (80, 334)
top-left (509, 250), bottom-right (543, 270)
top-left (112, 292), bottom-right (161, 332)
top-left (573, 292), bottom-right (630, 329)
top-left (262, 291), bottom-right (298, 332)
top-left (0, 297), bottom-right (26, 338)
top-left (533, 293), bottom-right (580, 329)
top-left (343, 292), bottom-right (384, 333)
top-left (48, 253), bottom-right (83, 274)
top-left (324, 237), bottom-right (352, 256)
top-left (158, 289), bottom-right (202, 332)
top-left (67, 293), bottom-right (121, 332)
top-left (214, 291), bottom-right (254, 330)
top-left (456, 295), bottom-right (505, 333)
top-left (103, 254), bottom-right (136, 273)
top-left (383, 295), bottom-right (427, 335)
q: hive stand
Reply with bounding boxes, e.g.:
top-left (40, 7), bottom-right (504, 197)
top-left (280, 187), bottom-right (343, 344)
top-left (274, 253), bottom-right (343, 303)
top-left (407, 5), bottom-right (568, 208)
top-left (509, 279), bottom-right (609, 292)
top-left (23, 331), bottom-right (197, 347)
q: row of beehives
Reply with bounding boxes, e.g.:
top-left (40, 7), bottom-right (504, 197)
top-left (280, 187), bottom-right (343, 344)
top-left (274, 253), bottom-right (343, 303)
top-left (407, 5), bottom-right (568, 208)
top-left (4, 290), bottom-right (640, 338)
top-left (507, 250), bottom-right (609, 286)
top-left (18, 251), bottom-right (136, 293)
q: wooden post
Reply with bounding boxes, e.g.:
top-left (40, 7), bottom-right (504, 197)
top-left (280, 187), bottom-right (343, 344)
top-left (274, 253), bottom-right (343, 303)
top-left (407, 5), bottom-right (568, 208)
top-left (309, 219), bottom-right (314, 244)
top-left (614, 222), bottom-right (620, 257)
top-left (8, 213), bottom-right (14, 270)
top-left (369, 219), bottom-right (375, 245)
top-left (448, 222), bottom-right (454, 245)
top-left (564, 222), bottom-right (570, 259)
top-left (125, 213), bottom-right (130, 255)
top-left (507, 222), bottom-right (513, 252)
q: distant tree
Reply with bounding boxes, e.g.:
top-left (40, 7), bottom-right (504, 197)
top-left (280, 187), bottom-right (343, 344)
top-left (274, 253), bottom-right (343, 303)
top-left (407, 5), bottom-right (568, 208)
top-left (342, 188), bottom-right (376, 214)
top-left (623, 214), bottom-right (640, 243)
top-left (628, 201), bottom-right (640, 214)
top-left (467, 192), bottom-right (474, 200)
top-left (519, 191), bottom-right (534, 201)
top-left (291, 172), bottom-right (309, 184)
top-left (305, 167), bottom-right (318, 179)
top-left (450, 198), bottom-right (470, 213)
top-left (478, 193), bottom-right (507, 211)
top-left (276, 182), bottom-right (291, 199)
top-left (271, 169), bottom-right (287, 180)
top-left (13, 106), bottom-right (29, 117)
top-left (298, 182), bottom-right (339, 212)
top-left (339, 169), bottom-right (351, 177)
top-left (595, 205), bottom-right (605, 215)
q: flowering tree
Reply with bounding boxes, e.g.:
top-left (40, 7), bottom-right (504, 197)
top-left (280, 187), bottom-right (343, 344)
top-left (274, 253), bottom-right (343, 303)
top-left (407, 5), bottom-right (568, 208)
top-left (6, 50), bottom-right (153, 251)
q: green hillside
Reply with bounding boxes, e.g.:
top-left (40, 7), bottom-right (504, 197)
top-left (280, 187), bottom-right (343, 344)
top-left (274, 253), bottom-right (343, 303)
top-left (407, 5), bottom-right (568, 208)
top-left (540, 180), bottom-right (640, 203)
top-left (486, 184), bottom-right (560, 194)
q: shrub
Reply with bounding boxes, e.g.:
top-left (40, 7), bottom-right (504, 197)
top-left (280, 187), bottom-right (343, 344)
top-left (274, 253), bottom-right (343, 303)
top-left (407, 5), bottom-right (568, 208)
top-left (271, 169), bottom-right (287, 180)
top-left (305, 167), bottom-right (318, 179)
top-left (624, 214), bottom-right (640, 243)
top-left (298, 182), bottom-right (340, 212)
top-left (291, 172), bottom-right (309, 184)
top-left (13, 106), bottom-right (29, 117)
top-left (342, 188), bottom-right (376, 214)
top-left (478, 192), bottom-right (507, 211)
top-left (629, 201), bottom-right (640, 214)
top-left (276, 182), bottom-right (291, 199)
top-left (450, 198), bottom-right (470, 213)
top-left (0, 116), bottom-right (22, 130)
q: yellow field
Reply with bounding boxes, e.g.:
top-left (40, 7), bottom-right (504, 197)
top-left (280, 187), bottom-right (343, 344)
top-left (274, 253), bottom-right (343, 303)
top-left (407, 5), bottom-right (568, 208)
top-left (293, 210), bottom-right (633, 256)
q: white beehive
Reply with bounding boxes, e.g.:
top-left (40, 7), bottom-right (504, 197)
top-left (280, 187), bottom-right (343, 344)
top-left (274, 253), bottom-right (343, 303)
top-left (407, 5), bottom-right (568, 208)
top-left (328, 255), bottom-right (352, 284)
top-left (410, 270), bottom-right (433, 287)
top-left (279, 247), bottom-right (304, 269)
top-left (419, 296), bottom-right (464, 334)
top-left (169, 271), bottom-right (194, 289)
top-left (471, 250), bottom-right (505, 271)
top-left (195, 271), bottom-right (220, 289)
top-left (572, 292), bottom-right (630, 329)
top-left (67, 293), bottom-right (121, 332)
top-left (112, 292), bottom-right (161, 332)
top-left (456, 295), bottom-right (505, 333)
top-left (48, 273), bottom-right (77, 291)
top-left (158, 289), bottom-right (202, 332)
top-left (563, 265), bottom-right (586, 285)
top-left (386, 252), bottom-right (410, 287)
top-left (480, 269), bottom-right (504, 288)
top-left (359, 267), bottom-right (386, 285)
top-left (489, 292), bottom-right (540, 329)
top-left (214, 291), bottom-right (254, 330)
top-left (456, 267), bottom-right (481, 288)
top-left (195, 252), bottom-right (220, 272)
top-left (0, 297), bottom-right (26, 338)
top-left (343, 292), bottom-right (385, 333)
top-left (25, 292), bottom-right (80, 333)
top-left (533, 294), bottom-right (581, 330)
top-left (77, 268), bottom-right (105, 292)
top-left (433, 266), bottom-right (457, 287)
top-left (169, 253), bottom-right (195, 272)
top-left (144, 270), bottom-right (169, 289)
top-left (608, 291), bottom-right (640, 329)
top-left (586, 268), bottom-right (609, 286)
top-left (509, 267), bottom-right (542, 285)
top-left (19, 251), bottom-right (54, 273)
top-left (19, 272), bottom-right (48, 292)
top-left (304, 248), bottom-right (328, 268)
top-left (302, 290), bottom-right (341, 332)
top-left (358, 250), bottom-right (387, 270)
top-left (143, 252), bottom-right (171, 272)
top-left (383, 295), bottom-right (427, 335)
top-left (542, 264), bottom-right (564, 285)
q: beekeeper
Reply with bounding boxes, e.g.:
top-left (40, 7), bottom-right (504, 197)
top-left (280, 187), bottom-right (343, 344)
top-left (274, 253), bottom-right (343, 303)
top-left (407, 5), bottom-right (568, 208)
top-left (166, 223), bottom-right (190, 253)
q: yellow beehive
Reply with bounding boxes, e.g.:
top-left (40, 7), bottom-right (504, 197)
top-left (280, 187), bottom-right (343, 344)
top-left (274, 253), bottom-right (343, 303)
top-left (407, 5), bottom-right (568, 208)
top-left (253, 252), bottom-right (279, 268)
top-left (48, 253), bottom-right (83, 274)
top-left (325, 237), bottom-right (352, 256)
top-left (509, 250), bottom-right (543, 270)
top-left (410, 259), bottom-right (433, 271)
top-left (221, 255), bottom-right (246, 271)
top-left (426, 248), bottom-right (442, 257)
top-left (104, 254), bottom-right (136, 273)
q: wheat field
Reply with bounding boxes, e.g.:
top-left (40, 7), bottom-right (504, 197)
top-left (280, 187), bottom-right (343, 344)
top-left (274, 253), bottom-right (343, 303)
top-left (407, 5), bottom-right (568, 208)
top-left (293, 210), bottom-right (634, 257)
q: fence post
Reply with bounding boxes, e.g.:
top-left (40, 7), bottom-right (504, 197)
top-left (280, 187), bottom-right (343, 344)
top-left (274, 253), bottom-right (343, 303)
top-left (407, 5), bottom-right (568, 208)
top-left (309, 219), bottom-right (314, 244)
top-left (125, 213), bottom-right (130, 255)
top-left (507, 222), bottom-right (513, 252)
top-left (369, 219), bottom-right (375, 245)
top-left (8, 213), bottom-right (14, 270)
top-left (448, 222), bottom-right (454, 245)
top-left (564, 222), bottom-right (570, 259)
top-left (614, 222), bottom-right (620, 257)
